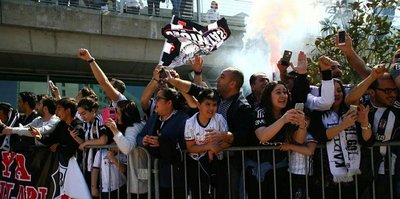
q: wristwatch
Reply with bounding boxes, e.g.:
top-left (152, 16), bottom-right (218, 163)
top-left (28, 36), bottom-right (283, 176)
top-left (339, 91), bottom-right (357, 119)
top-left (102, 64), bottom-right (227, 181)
top-left (361, 123), bottom-right (371, 130)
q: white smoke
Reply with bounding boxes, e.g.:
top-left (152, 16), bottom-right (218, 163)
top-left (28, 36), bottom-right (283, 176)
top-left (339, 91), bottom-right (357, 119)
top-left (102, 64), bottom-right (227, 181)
top-left (230, 0), bottom-right (327, 94)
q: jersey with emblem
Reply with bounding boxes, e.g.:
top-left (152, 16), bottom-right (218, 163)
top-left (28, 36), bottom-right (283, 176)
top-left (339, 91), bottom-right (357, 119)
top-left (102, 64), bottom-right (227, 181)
top-left (184, 112), bottom-right (228, 160)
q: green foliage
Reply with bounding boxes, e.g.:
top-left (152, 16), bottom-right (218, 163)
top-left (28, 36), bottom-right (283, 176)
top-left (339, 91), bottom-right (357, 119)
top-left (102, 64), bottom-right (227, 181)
top-left (308, 0), bottom-right (400, 85)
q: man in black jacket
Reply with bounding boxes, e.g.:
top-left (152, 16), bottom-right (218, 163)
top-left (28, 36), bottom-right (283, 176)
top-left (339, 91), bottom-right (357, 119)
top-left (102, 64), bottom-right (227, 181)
top-left (33, 98), bottom-right (84, 164)
top-left (166, 66), bottom-right (253, 199)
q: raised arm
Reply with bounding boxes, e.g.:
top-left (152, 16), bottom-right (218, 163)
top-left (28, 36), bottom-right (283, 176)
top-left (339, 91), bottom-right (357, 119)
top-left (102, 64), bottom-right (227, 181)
top-left (190, 55), bottom-right (207, 86)
top-left (306, 56), bottom-right (335, 111)
top-left (291, 51), bottom-right (310, 104)
top-left (336, 33), bottom-right (370, 78)
top-left (345, 65), bottom-right (386, 106)
top-left (49, 82), bottom-right (62, 100)
top-left (78, 48), bottom-right (121, 102)
top-left (141, 65), bottom-right (161, 112)
top-left (8, 116), bottom-right (60, 137)
top-left (165, 71), bottom-right (195, 94)
top-left (277, 60), bottom-right (289, 81)
top-left (107, 118), bottom-right (142, 155)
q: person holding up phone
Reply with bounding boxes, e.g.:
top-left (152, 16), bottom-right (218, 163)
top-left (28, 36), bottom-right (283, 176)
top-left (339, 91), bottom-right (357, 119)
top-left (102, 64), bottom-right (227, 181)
top-left (246, 81), bottom-right (307, 199)
top-left (335, 31), bottom-right (369, 79)
top-left (309, 78), bottom-right (372, 199)
top-left (104, 100), bottom-right (148, 199)
top-left (345, 65), bottom-right (400, 199)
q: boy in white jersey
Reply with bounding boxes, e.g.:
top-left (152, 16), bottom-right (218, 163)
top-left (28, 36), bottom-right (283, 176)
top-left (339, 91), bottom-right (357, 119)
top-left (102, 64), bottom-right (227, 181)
top-left (91, 143), bottom-right (128, 199)
top-left (184, 88), bottom-right (231, 199)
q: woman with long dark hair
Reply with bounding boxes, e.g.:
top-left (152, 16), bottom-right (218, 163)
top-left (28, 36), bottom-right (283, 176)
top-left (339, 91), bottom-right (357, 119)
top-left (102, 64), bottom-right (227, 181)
top-left (105, 100), bottom-right (148, 199)
top-left (309, 78), bottom-right (373, 199)
top-left (245, 81), bottom-right (307, 199)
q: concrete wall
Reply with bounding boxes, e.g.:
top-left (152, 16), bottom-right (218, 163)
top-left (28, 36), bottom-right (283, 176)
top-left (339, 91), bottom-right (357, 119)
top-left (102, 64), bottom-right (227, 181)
top-left (0, 0), bottom-right (245, 82)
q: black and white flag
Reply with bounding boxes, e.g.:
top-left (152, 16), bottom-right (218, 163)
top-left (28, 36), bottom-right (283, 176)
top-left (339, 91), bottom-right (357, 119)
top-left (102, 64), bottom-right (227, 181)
top-left (160, 16), bottom-right (231, 68)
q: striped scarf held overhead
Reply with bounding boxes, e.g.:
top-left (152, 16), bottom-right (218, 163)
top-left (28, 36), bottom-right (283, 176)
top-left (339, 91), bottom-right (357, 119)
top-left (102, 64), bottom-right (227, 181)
top-left (323, 112), bottom-right (361, 183)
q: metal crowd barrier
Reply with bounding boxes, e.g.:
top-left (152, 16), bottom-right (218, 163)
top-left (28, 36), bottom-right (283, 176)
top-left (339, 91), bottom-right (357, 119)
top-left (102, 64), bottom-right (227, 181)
top-left (164, 142), bottom-right (400, 199)
top-left (86, 141), bottom-right (400, 199)
top-left (85, 145), bottom-right (152, 199)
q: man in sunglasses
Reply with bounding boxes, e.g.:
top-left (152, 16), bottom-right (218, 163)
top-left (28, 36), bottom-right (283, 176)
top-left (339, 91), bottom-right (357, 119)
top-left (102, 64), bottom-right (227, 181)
top-left (345, 64), bottom-right (400, 199)
top-left (337, 33), bottom-right (400, 107)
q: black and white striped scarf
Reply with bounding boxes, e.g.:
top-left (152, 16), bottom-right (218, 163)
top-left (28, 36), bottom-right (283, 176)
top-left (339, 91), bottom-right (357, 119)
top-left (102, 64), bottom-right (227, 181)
top-left (323, 111), bottom-right (361, 183)
top-left (160, 17), bottom-right (231, 68)
top-left (83, 114), bottom-right (103, 172)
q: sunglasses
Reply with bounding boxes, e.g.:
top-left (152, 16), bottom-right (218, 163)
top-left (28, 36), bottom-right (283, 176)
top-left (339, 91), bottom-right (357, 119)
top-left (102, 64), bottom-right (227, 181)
top-left (375, 88), bottom-right (398, 95)
top-left (155, 96), bottom-right (168, 101)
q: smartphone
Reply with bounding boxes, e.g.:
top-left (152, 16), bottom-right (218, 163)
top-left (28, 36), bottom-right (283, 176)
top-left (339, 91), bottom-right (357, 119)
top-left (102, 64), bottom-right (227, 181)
top-left (159, 68), bottom-right (167, 79)
top-left (67, 124), bottom-right (74, 131)
top-left (68, 124), bottom-right (83, 131)
top-left (101, 107), bottom-right (118, 122)
top-left (281, 50), bottom-right (292, 66)
top-left (294, 103), bottom-right (304, 111)
top-left (384, 63), bottom-right (392, 70)
top-left (338, 30), bottom-right (346, 45)
top-left (349, 105), bottom-right (358, 113)
top-left (48, 80), bottom-right (55, 88)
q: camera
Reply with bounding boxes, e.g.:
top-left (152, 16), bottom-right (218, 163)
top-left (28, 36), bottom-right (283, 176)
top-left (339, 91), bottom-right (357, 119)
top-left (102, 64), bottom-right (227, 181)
top-left (101, 107), bottom-right (118, 122)
top-left (281, 50), bottom-right (292, 66)
top-left (159, 68), bottom-right (168, 79)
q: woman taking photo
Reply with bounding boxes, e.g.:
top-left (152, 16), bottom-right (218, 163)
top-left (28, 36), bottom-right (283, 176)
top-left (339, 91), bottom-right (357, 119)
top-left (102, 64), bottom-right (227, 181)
top-left (105, 100), bottom-right (148, 199)
top-left (309, 78), bottom-right (373, 199)
top-left (246, 81), bottom-right (307, 199)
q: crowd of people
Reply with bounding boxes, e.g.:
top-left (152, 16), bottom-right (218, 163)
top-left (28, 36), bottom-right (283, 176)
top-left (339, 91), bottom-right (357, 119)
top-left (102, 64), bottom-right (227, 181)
top-left (33, 0), bottom-right (218, 19)
top-left (0, 31), bottom-right (400, 199)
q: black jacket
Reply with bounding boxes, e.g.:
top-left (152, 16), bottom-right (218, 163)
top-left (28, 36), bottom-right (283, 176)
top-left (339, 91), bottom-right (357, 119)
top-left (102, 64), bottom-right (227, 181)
top-left (39, 119), bottom-right (84, 163)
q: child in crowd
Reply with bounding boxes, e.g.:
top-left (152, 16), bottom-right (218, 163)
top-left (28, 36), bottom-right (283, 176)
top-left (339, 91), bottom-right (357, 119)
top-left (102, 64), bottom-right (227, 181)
top-left (279, 109), bottom-right (317, 199)
top-left (91, 143), bottom-right (128, 199)
top-left (206, 1), bottom-right (220, 23)
top-left (184, 88), bottom-right (232, 199)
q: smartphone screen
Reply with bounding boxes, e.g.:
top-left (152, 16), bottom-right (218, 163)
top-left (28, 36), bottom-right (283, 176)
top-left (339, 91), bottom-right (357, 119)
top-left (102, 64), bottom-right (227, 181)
top-left (338, 30), bottom-right (346, 45)
top-left (349, 105), bottom-right (358, 113)
top-left (294, 103), bottom-right (304, 111)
